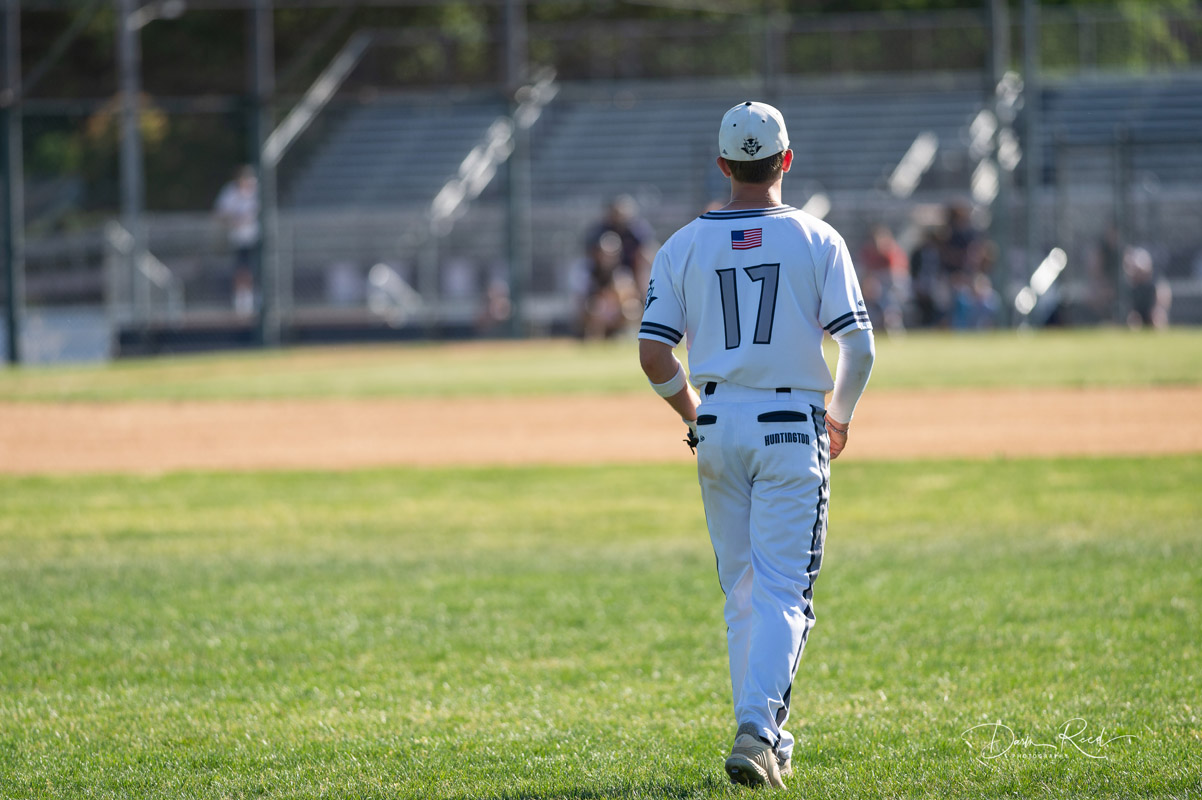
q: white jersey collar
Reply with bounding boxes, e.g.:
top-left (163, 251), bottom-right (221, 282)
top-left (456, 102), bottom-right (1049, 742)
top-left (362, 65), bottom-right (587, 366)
top-left (699, 205), bottom-right (797, 220)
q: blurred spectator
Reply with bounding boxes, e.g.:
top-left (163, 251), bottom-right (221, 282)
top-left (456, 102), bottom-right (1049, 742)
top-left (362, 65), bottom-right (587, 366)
top-left (858, 224), bottom-right (909, 333)
top-left (940, 201), bottom-right (983, 280)
top-left (578, 196), bottom-right (655, 339)
top-left (1087, 223), bottom-right (1124, 323)
top-left (909, 227), bottom-right (948, 327)
top-left (441, 256), bottom-right (479, 304)
top-left (904, 202), bottom-right (1002, 331)
top-left (579, 230), bottom-right (637, 339)
top-left (1123, 247), bottom-right (1171, 329)
top-left (950, 273), bottom-right (1000, 329)
top-left (325, 261), bottom-right (365, 307)
top-left (214, 165), bottom-right (259, 316)
top-left (476, 275), bottom-right (512, 335)
top-left (951, 240), bottom-right (1000, 329)
top-left (586, 195), bottom-right (656, 293)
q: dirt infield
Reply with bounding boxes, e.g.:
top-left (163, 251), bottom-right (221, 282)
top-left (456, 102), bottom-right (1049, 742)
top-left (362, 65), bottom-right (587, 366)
top-left (2, 386), bottom-right (1199, 474)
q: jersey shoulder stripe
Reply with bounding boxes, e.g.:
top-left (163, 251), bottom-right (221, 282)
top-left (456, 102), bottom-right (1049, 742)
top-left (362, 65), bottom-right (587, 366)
top-left (639, 321), bottom-right (684, 344)
top-left (698, 205), bottom-right (798, 221)
top-left (825, 310), bottom-right (873, 335)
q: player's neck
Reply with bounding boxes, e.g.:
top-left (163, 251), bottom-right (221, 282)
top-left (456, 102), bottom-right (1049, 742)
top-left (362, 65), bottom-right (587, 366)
top-left (721, 179), bottom-right (785, 211)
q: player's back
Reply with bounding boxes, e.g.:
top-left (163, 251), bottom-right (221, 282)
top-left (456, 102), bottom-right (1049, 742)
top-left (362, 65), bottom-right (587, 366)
top-left (640, 205), bottom-right (869, 394)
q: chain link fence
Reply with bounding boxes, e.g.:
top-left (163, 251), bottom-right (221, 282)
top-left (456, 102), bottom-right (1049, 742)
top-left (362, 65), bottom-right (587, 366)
top-left (5, 3), bottom-right (1202, 360)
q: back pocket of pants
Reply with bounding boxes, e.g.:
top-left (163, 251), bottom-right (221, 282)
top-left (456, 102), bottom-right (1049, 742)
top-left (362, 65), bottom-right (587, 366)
top-left (756, 410), bottom-right (808, 423)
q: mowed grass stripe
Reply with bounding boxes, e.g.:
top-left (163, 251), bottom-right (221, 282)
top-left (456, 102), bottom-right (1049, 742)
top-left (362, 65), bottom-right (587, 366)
top-left (1, 457), bottom-right (1199, 798)
top-left (1, 328), bottom-right (1199, 402)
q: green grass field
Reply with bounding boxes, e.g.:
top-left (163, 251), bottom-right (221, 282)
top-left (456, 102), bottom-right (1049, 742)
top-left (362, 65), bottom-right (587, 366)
top-left (2, 330), bottom-right (1201, 798)
top-left (1, 328), bottom-right (1200, 401)
top-left (2, 460), bottom-right (1199, 798)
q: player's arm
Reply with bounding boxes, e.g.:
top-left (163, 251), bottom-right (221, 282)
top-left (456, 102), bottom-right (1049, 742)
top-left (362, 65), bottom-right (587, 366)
top-left (818, 235), bottom-right (876, 459)
top-left (637, 244), bottom-right (699, 440)
top-left (826, 327), bottom-right (875, 460)
top-left (639, 339), bottom-right (701, 424)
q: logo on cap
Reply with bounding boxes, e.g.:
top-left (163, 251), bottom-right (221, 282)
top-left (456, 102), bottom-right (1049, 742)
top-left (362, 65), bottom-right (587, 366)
top-left (741, 137), bottom-right (762, 157)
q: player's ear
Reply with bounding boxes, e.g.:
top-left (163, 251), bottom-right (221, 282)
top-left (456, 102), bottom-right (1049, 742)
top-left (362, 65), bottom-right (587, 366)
top-left (781, 149), bottom-right (794, 174)
top-left (716, 156), bottom-right (733, 178)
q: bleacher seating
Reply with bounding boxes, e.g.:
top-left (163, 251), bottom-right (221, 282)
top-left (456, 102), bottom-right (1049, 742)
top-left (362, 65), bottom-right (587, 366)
top-left (283, 79), bottom-right (987, 210)
top-left (284, 75), bottom-right (1202, 211)
top-left (530, 85), bottom-right (984, 203)
top-left (285, 96), bottom-right (504, 208)
top-left (1037, 76), bottom-right (1202, 185)
top-left (779, 89), bottom-right (984, 192)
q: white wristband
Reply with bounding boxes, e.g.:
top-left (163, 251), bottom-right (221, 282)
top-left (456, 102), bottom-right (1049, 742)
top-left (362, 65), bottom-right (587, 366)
top-left (650, 362), bottom-right (688, 397)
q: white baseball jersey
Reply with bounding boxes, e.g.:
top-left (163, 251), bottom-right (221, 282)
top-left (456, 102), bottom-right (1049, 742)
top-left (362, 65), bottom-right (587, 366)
top-left (638, 205), bottom-right (870, 391)
top-left (639, 203), bottom-right (873, 764)
top-left (215, 182), bottom-right (260, 247)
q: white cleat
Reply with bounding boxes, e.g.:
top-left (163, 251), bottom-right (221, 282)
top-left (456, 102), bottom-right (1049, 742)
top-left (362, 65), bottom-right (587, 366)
top-left (724, 723), bottom-right (787, 789)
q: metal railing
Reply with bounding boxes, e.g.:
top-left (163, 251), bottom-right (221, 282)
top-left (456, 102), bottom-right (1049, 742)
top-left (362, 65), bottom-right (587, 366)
top-left (105, 221), bottom-right (183, 322)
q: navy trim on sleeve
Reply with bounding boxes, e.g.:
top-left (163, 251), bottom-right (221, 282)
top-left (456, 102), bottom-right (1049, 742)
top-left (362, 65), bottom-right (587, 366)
top-left (639, 321), bottom-right (684, 344)
top-left (823, 311), bottom-right (871, 336)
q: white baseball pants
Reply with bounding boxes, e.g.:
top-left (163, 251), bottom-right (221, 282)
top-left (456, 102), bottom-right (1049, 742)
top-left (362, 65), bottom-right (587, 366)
top-left (694, 383), bottom-right (830, 761)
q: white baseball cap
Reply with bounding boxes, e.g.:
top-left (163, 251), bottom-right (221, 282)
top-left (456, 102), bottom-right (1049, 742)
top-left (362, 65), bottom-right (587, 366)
top-left (719, 101), bottom-right (790, 162)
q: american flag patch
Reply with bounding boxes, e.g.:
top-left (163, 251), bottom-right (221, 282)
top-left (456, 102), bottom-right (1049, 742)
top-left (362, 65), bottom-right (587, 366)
top-left (731, 228), bottom-right (762, 250)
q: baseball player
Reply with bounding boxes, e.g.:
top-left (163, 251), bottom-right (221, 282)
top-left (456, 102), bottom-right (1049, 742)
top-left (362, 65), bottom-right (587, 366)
top-left (638, 101), bottom-right (875, 789)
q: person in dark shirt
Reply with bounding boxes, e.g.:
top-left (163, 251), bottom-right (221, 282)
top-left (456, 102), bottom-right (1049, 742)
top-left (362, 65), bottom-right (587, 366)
top-left (579, 196), bottom-right (656, 338)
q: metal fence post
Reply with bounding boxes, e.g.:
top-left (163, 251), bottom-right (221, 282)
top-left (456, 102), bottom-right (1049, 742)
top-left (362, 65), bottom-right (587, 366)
top-left (1022, 0), bottom-right (1042, 305)
top-left (117, 0), bottom-right (148, 338)
top-left (1113, 126), bottom-right (1131, 324)
top-left (989, 0), bottom-right (1014, 326)
top-left (250, 0), bottom-right (279, 346)
top-left (2, 0), bottom-right (22, 364)
top-left (505, 0), bottom-right (531, 338)
top-left (1052, 135), bottom-right (1064, 261)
